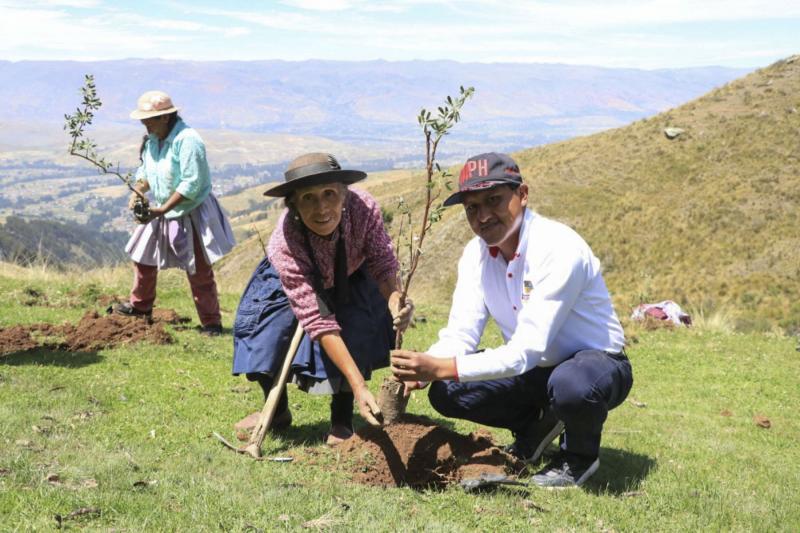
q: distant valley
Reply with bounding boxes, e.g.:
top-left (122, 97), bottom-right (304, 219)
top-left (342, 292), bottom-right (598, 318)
top-left (0, 59), bottom-right (747, 263)
top-left (1, 59), bottom-right (748, 151)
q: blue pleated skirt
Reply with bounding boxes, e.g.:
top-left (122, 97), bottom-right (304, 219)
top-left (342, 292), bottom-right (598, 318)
top-left (231, 257), bottom-right (393, 394)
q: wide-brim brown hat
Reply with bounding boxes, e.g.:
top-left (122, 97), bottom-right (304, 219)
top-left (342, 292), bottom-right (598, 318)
top-left (130, 90), bottom-right (180, 120)
top-left (264, 153), bottom-right (366, 197)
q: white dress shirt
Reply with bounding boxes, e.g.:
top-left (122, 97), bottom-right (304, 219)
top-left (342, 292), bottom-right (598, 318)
top-left (427, 209), bottom-right (625, 382)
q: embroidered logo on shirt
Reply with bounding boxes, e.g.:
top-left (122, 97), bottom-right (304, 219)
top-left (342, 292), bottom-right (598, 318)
top-left (522, 280), bottom-right (533, 301)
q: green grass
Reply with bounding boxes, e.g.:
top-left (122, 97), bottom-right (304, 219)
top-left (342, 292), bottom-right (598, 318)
top-left (1, 268), bottom-right (799, 531)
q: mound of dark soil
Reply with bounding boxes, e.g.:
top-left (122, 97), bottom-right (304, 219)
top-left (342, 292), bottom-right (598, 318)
top-left (63, 311), bottom-right (174, 351)
top-left (337, 415), bottom-right (523, 489)
top-left (151, 308), bottom-right (192, 325)
top-left (0, 326), bottom-right (40, 354)
top-left (0, 307), bottom-right (180, 355)
top-left (102, 297), bottom-right (191, 326)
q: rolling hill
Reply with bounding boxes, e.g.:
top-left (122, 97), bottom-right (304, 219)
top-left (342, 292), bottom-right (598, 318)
top-left (217, 55), bottom-right (800, 334)
top-left (0, 58), bottom-right (748, 241)
top-left (0, 215), bottom-right (128, 268)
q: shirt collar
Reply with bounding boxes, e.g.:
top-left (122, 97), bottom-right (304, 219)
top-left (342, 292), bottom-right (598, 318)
top-left (487, 208), bottom-right (535, 260)
top-left (149, 117), bottom-right (185, 145)
top-left (515, 208), bottom-right (535, 258)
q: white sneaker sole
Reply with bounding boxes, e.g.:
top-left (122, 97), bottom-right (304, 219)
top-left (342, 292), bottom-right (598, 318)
top-left (539, 458), bottom-right (600, 490)
top-left (524, 420), bottom-right (565, 464)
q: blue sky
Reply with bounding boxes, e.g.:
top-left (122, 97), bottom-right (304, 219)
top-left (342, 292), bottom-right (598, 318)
top-left (1, 0), bottom-right (797, 68)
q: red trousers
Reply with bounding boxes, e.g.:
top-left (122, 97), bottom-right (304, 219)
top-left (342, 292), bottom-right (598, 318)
top-left (129, 228), bottom-right (221, 327)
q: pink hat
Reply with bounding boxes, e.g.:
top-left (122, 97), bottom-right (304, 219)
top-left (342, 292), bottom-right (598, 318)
top-left (129, 90), bottom-right (180, 119)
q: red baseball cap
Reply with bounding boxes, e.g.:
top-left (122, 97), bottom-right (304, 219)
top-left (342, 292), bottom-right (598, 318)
top-left (443, 152), bottom-right (523, 206)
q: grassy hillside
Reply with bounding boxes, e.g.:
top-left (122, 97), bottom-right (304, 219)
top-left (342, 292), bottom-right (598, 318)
top-left (1, 264), bottom-right (799, 530)
top-left (219, 55), bottom-right (800, 333)
top-left (515, 54), bottom-right (800, 333)
top-left (0, 216), bottom-right (128, 268)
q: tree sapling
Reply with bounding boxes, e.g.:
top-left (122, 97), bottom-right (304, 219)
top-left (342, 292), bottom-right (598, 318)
top-left (377, 86), bottom-right (474, 423)
top-left (64, 74), bottom-right (150, 222)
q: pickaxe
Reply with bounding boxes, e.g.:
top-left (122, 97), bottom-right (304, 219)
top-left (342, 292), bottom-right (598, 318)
top-left (214, 322), bottom-right (304, 459)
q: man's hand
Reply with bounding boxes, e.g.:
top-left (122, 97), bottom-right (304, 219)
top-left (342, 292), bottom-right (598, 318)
top-left (391, 349), bottom-right (457, 382)
top-left (353, 384), bottom-right (383, 426)
top-left (403, 380), bottom-right (429, 398)
top-left (387, 291), bottom-right (414, 332)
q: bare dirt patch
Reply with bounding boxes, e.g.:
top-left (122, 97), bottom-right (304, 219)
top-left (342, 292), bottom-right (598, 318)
top-left (336, 414), bottom-right (523, 489)
top-left (62, 311), bottom-right (174, 351)
top-left (0, 306), bottom-right (182, 355)
top-left (0, 326), bottom-right (40, 354)
top-left (151, 308), bottom-right (191, 325)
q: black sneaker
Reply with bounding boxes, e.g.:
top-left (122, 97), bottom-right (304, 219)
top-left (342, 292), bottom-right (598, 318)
top-left (530, 451), bottom-right (599, 489)
top-left (505, 407), bottom-right (564, 463)
top-left (111, 302), bottom-right (152, 319)
top-left (200, 324), bottom-right (223, 337)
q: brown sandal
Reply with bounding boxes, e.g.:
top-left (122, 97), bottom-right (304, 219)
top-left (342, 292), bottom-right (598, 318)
top-left (233, 410), bottom-right (292, 441)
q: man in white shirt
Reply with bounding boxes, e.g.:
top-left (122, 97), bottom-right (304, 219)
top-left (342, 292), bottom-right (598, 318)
top-left (391, 152), bottom-right (633, 489)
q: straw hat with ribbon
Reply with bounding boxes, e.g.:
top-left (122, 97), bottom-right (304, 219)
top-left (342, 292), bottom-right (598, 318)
top-left (264, 153), bottom-right (366, 197)
top-left (129, 90), bottom-right (180, 120)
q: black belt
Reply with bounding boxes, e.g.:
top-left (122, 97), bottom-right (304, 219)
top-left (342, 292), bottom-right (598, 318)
top-left (605, 349), bottom-right (628, 361)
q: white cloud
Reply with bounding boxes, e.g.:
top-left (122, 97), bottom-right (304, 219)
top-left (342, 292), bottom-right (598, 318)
top-left (0, 0), bottom-right (795, 66)
top-left (123, 14), bottom-right (251, 37)
top-left (0, 0), bottom-right (100, 7)
top-left (0, 6), bottom-right (162, 58)
top-left (169, 2), bottom-right (799, 67)
top-left (0, 4), bottom-right (252, 60)
top-left (462, 0), bottom-right (800, 28)
top-left (223, 27), bottom-right (251, 38)
top-left (190, 6), bottom-right (333, 33)
top-left (280, 0), bottom-right (357, 10)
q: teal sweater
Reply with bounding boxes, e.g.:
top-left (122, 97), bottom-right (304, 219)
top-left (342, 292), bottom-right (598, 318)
top-left (134, 119), bottom-right (212, 219)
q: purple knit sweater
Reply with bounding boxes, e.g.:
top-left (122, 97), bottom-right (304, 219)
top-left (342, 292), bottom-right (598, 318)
top-left (267, 188), bottom-right (399, 340)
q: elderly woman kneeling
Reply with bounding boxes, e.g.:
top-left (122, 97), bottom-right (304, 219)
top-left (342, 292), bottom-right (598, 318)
top-left (232, 153), bottom-right (412, 444)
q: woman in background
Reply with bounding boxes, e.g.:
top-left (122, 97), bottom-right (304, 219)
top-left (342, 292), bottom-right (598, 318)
top-left (114, 90), bottom-right (235, 335)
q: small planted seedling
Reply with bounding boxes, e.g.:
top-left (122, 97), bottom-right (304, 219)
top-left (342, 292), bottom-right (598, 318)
top-left (377, 86), bottom-right (474, 423)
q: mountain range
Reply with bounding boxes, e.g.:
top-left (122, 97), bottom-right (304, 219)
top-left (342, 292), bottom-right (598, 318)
top-left (215, 55), bottom-right (800, 334)
top-left (0, 59), bottom-right (747, 160)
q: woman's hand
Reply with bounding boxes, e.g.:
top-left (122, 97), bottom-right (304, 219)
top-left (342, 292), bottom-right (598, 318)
top-left (148, 206), bottom-right (166, 218)
top-left (136, 191), bottom-right (184, 223)
top-left (128, 182), bottom-right (150, 210)
top-left (353, 384), bottom-right (383, 426)
top-left (403, 380), bottom-right (429, 398)
top-left (135, 205), bottom-right (165, 224)
top-left (317, 333), bottom-right (382, 426)
top-left (128, 191), bottom-right (140, 211)
top-left (388, 291), bottom-right (414, 332)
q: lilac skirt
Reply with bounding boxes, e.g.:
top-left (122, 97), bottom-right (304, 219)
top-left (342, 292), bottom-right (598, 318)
top-left (125, 193), bottom-right (236, 275)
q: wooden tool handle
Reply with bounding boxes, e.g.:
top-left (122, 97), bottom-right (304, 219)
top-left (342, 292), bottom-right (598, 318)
top-left (245, 322), bottom-right (305, 457)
